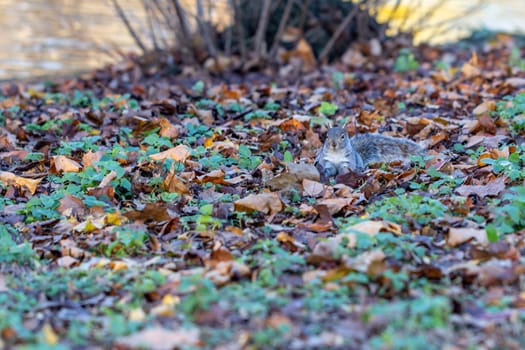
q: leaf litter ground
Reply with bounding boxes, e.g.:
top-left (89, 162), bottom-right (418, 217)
top-left (2, 34), bottom-right (525, 349)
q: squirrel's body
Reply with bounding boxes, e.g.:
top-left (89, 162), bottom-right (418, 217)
top-left (315, 127), bottom-right (424, 178)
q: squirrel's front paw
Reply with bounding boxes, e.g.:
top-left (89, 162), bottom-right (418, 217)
top-left (322, 167), bottom-right (337, 179)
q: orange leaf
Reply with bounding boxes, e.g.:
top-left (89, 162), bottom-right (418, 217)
top-left (0, 171), bottom-right (41, 195)
top-left (150, 145), bottom-right (191, 162)
top-left (52, 155), bottom-right (82, 173)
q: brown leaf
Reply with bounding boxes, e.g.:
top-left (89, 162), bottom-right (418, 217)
top-left (346, 220), bottom-right (401, 236)
top-left (82, 150), bottom-right (103, 168)
top-left (150, 145), bottom-right (191, 162)
top-left (302, 179), bottom-right (325, 197)
top-left (455, 177), bottom-right (506, 198)
top-left (478, 114), bottom-right (497, 134)
top-left (316, 198), bottom-right (352, 215)
top-left (57, 256), bottom-right (79, 268)
top-left (234, 192), bottom-right (283, 217)
top-left (344, 249), bottom-right (386, 273)
top-left (124, 203), bottom-right (172, 222)
top-left (58, 194), bottom-right (87, 217)
top-left (116, 327), bottom-right (200, 350)
top-left (0, 171), bottom-right (41, 195)
top-left (163, 173), bottom-right (190, 194)
top-left (448, 227), bottom-right (489, 247)
top-left (473, 101), bottom-right (496, 115)
top-left (267, 163), bottom-right (320, 191)
top-left (51, 155), bottom-right (82, 173)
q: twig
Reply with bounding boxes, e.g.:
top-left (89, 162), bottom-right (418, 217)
top-left (196, 0), bottom-right (217, 57)
top-left (111, 0), bottom-right (147, 53)
top-left (319, 3), bottom-right (360, 63)
top-left (269, 0), bottom-right (295, 57)
top-left (171, 0), bottom-right (195, 62)
top-left (254, 0), bottom-right (272, 60)
top-left (298, 0), bottom-right (310, 32)
top-left (142, 0), bottom-right (159, 50)
top-left (231, 0), bottom-right (246, 63)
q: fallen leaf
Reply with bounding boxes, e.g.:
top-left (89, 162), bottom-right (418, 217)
top-left (52, 155), bottom-right (82, 173)
top-left (267, 162), bottom-right (320, 190)
top-left (163, 173), bottom-right (190, 194)
top-left (302, 179), bottom-right (325, 197)
top-left (116, 327), bottom-right (200, 350)
top-left (234, 192), bottom-right (283, 217)
top-left (82, 150), bottom-right (103, 168)
top-left (124, 203), bottom-right (172, 222)
top-left (150, 144), bottom-right (191, 162)
top-left (316, 198), bottom-right (352, 215)
top-left (455, 177), bottom-right (506, 198)
top-left (58, 194), bottom-right (87, 217)
top-left (344, 249), bottom-right (386, 274)
top-left (0, 171), bottom-right (41, 195)
top-left (57, 256), bottom-right (79, 268)
top-left (473, 101), bottom-right (496, 115)
top-left (448, 227), bottom-right (489, 247)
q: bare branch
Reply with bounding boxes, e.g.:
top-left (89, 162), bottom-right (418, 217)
top-left (231, 0), bottom-right (247, 63)
top-left (142, 0), bottom-right (159, 50)
top-left (111, 0), bottom-right (147, 53)
top-left (254, 0), bottom-right (272, 60)
top-left (196, 0), bottom-right (217, 57)
top-left (269, 0), bottom-right (295, 58)
top-left (171, 0), bottom-right (195, 61)
top-left (319, 3), bottom-right (360, 63)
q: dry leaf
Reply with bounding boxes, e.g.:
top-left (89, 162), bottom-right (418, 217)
top-left (52, 155), bottom-right (82, 173)
top-left (302, 179), bottom-right (325, 197)
top-left (150, 144), bottom-right (191, 162)
top-left (455, 177), bottom-right (506, 198)
top-left (0, 171), bottom-right (41, 195)
top-left (448, 227), bottom-right (489, 247)
top-left (234, 192), bottom-right (283, 217)
top-left (116, 327), bottom-right (200, 350)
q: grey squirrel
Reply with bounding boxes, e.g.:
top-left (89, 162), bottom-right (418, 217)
top-left (315, 127), bottom-right (425, 178)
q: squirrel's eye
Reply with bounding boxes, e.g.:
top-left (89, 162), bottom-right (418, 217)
top-left (340, 134), bottom-right (345, 139)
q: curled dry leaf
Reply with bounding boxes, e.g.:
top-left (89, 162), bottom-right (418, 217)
top-left (234, 192), bottom-right (283, 217)
top-left (455, 177), bottom-right (506, 198)
top-left (448, 227), bottom-right (489, 247)
top-left (0, 171), bottom-right (41, 195)
top-left (150, 144), bottom-right (191, 163)
top-left (267, 163), bottom-right (320, 190)
top-left (344, 249), bottom-right (386, 273)
top-left (116, 327), bottom-right (200, 350)
top-left (52, 155), bottom-right (82, 173)
top-left (302, 179), bottom-right (325, 197)
top-left (123, 202), bottom-right (172, 222)
top-left (345, 220), bottom-right (402, 236)
top-left (316, 198), bottom-right (352, 215)
top-left (163, 173), bottom-right (190, 194)
top-left (82, 150), bottom-right (103, 168)
top-left (57, 256), bottom-right (79, 268)
top-left (473, 101), bottom-right (496, 115)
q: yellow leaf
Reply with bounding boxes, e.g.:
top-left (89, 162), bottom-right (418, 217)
top-left (162, 294), bottom-right (180, 306)
top-left (0, 171), bottom-right (41, 195)
top-left (42, 323), bottom-right (59, 345)
top-left (110, 261), bottom-right (129, 271)
top-left (129, 308), bottom-right (146, 322)
top-left (105, 212), bottom-right (123, 226)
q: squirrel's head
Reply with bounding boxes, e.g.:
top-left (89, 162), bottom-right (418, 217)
top-left (326, 127), bottom-right (348, 150)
